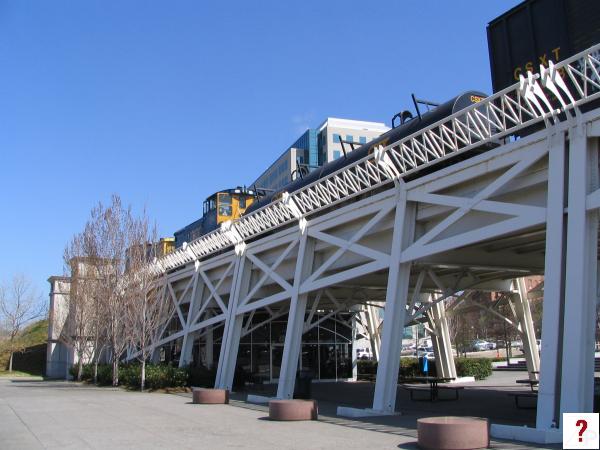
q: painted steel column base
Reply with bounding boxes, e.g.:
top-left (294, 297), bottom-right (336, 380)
top-left (336, 406), bottom-right (400, 418)
top-left (490, 424), bottom-right (562, 444)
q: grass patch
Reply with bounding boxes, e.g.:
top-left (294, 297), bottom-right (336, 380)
top-left (0, 370), bottom-right (43, 379)
top-left (1, 319), bottom-right (48, 374)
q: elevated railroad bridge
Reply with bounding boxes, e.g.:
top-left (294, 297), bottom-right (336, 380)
top-left (146, 44), bottom-right (600, 444)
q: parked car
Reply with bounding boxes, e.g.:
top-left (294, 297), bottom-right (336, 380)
top-left (470, 339), bottom-right (490, 352)
top-left (416, 346), bottom-right (434, 358)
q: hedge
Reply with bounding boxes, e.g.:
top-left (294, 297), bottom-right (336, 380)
top-left (454, 358), bottom-right (492, 380)
top-left (70, 363), bottom-right (189, 389)
top-left (357, 357), bottom-right (492, 381)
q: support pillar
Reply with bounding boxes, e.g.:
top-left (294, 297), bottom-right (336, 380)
top-left (536, 131), bottom-right (567, 429)
top-left (366, 304), bottom-right (381, 361)
top-left (372, 185), bottom-right (415, 413)
top-left (429, 296), bottom-right (457, 379)
top-left (351, 313), bottom-right (358, 381)
top-left (277, 235), bottom-right (315, 399)
top-left (513, 278), bottom-right (540, 380)
top-left (215, 256), bottom-right (251, 390)
top-left (205, 326), bottom-right (213, 368)
top-left (179, 273), bottom-right (202, 368)
top-left (560, 126), bottom-right (599, 416)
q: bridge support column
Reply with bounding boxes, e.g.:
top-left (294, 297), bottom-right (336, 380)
top-left (277, 235), bottom-right (315, 399)
top-left (512, 279), bottom-right (540, 380)
top-left (179, 272), bottom-right (202, 368)
top-left (366, 304), bottom-right (381, 361)
top-left (351, 313), bottom-right (358, 381)
top-left (215, 256), bottom-right (251, 390)
top-left (535, 132), bottom-right (567, 430)
top-left (560, 126), bottom-right (599, 417)
top-left (428, 296), bottom-right (456, 379)
top-left (372, 186), bottom-right (415, 413)
top-left (205, 326), bottom-right (213, 369)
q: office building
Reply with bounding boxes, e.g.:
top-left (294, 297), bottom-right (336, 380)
top-left (251, 118), bottom-right (389, 192)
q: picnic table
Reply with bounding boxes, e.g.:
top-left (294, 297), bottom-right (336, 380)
top-left (401, 376), bottom-right (456, 401)
top-left (516, 371), bottom-right (539, 391)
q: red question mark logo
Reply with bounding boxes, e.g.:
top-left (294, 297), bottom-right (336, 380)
top-left (576, 419), bottom-right (588, 442)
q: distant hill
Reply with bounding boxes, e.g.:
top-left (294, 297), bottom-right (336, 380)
top-left (0, 319), bottom-right (48, 374)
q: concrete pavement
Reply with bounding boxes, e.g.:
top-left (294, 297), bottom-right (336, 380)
top-left (0, 378), bottom-right (404, 449)
top-left (0, 376), bottom-right (559, 449)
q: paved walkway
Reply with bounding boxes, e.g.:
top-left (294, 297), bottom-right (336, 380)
top-left (0, 376), bottom-right (559, 449)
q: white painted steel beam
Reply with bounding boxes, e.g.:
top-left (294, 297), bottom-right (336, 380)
top-left (372, 185), bottom-right (415, 412)
top-left (560, 126), bottom-right (599, 416)
top-left (215, 255), bottom-right (252, 390)
top-left (513, 279), bottom-right (540, 380)
top-left (428, 295), bottom-right (457, 379)
top-left (276, 235), bottom-right (315, 399)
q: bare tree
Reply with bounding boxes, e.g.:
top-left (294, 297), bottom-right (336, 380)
top-left (0, 275), bottom-right (45, 372)
top-left (62, 231), bottom-right (101, 381)
top-left (84, 195), bottom-right (134, 386)
top-left (125, 212), bottom-right (174, 390)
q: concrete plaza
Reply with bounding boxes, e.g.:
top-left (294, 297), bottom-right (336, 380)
top-left (0, 374), bottom-right (563, 450)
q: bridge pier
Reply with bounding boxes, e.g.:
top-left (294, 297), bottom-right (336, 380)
top-left (512, 279), bottom-right (540, 380)
top-left (277, 235), bottom-right (315, 399)
top-left (372, 186), bottom-right (415, 413)
top-left (560, 125), bottom-right (599, 416)
top-left (215, 256), bottom-right (251, 390)
top-left (428, 295), bottom-right (456, 380)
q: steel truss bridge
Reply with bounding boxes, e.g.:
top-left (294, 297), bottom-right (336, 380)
top-left (143, 44), bottom-right (600, 444)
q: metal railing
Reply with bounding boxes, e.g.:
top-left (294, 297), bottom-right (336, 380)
top-left (154, 43), bottom-right (600, 274)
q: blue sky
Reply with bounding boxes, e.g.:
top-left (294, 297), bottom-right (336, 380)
top-left (0, 1), bottom-right (521, 296)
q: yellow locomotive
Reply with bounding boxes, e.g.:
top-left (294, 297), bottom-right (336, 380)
top-left (174, 187), bottom-right (256, 248)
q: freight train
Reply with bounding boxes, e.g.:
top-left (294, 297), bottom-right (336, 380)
top-left (174, 0), bottom-right (600, 248)
top-left (174, 90), bottom-right (486, 248)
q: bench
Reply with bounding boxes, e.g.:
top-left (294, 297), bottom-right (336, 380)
top-left (402, 384), bottom-right (464, 401)
top-left (507, 392), bottom-right (537, 409)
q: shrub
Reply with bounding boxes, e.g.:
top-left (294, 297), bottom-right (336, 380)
top-left (69, 363), bottom-right (112, 384)
top-left (358, 357), bottom-right (492, 381)
top-left (455, 358), bottom-right (492, 380)
top-left (399, 357), bottom-right (438, 378)
top-left (144, 364), bottom-right (188, 389)
top-left (357, 358), bottom-right (438, 380)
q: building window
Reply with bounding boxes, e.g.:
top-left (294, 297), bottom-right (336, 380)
top-left (332, 134), bottom-right (341, 143)
top-left (333, 150), bottom-right (341, 160)
top-left (359, 136), bottom-right (367, 144)
top-left (345, 135), bottom-right (353, 143)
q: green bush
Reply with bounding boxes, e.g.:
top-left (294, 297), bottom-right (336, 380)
top-left (356, 360), bottom-right (377, 377)
top-left (358, 356), bottom-right (492, 381)
top-left (69, 362), bottom-right (188, 389)
top-left (455, 358), bottom-right (492, 380)
top-left (144, 364), bottom-right (188, 389)
top-left (69, 363), bottom-right (112, 384)
top-left (357, 358), bottom-right (438, 380)
top-left (399, 357), bottom-right (438, 378)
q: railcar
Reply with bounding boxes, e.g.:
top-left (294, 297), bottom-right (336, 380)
top-left (174, 187), bottom-right (256, 248)
top-left (245, 90), bottom-right (487, 215)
